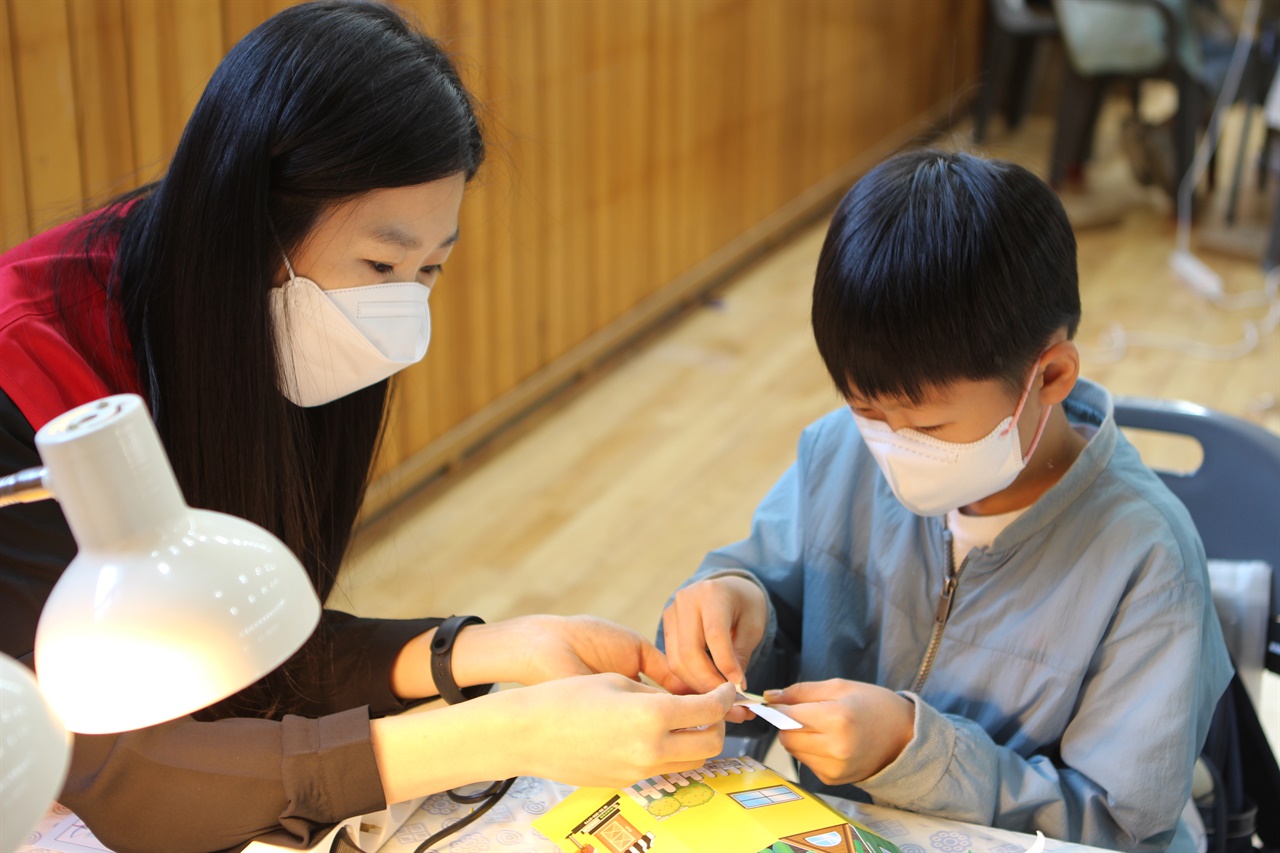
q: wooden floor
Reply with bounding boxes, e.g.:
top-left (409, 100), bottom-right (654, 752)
top-left (337, 103), bottom-right (1280, 744)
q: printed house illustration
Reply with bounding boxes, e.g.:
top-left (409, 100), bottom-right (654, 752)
top-left (567, 794), bottom-right (655, 853)
top-left (765, 822), bottom-right (899, 853)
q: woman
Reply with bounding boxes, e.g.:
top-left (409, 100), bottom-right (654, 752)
top-left (0, 4), bottom-right (734, 852)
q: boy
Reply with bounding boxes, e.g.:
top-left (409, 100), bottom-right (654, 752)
top-left (660, 150), bottom-right (1231, 852)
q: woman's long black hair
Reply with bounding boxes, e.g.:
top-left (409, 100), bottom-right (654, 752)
top-left (80, 0), bottom-right (484, 718)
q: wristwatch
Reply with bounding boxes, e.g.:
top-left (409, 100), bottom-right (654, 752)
top-left (429, 614), bottom-right (489, 704)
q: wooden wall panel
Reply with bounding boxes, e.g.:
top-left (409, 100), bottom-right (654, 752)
top-left (9, 0), bottom-right (82, 233)
top-left (1, 0), bottom-right (983, 506)
top-left (68, 0), bottom-right (135, 204)
top-left (0, 0), bottom-right (30, 248)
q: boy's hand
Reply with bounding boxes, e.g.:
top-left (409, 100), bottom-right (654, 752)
top-left (661, 575), bottom-right (767, 695)
top-left (765, 679), bottom-right (915, 786)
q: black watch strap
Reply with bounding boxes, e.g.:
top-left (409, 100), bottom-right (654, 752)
top-left (430, 615), bottom-right (488, 704)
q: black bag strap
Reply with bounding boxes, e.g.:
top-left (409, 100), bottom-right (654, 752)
top-left (1201, 671), bottom-right (1280, 852)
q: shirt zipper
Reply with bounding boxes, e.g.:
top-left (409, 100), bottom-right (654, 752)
top-left (910, 525), bottom-right (969, 694)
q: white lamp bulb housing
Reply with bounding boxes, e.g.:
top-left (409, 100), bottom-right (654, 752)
top-left (32, 395), bottom-right (322, 734)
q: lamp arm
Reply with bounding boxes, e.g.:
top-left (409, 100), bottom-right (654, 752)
top-left (0, 465), bottom-right (52, 507)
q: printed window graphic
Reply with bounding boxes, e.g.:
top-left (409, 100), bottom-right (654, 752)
top-left (730, 785), bottom-right (803, 809)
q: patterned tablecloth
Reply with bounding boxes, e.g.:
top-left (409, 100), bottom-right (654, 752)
top-left (19, 777), bottom-right (1115, 853)
top-left (351, 777), bottom-right (1115, 853)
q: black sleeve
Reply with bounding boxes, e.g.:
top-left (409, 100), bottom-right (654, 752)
top-left (311, 610), bottom-right (446, 717)
top-left (0, 386), bottom-right (77, 659)
top-left (1, 388), bottom-right (453, 852)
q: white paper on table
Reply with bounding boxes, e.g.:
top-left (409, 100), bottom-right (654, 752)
top-left (242, 797), bottom-right (425, 853)
top-left (23, 812), bottom-right (110, 853)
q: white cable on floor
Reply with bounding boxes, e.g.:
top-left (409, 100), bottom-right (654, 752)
top-left (1083, 266), bottom-right (1280, 363)
top-left (1088, 0), bottom-right (1280, 364)
top-left (1172, 0), bottom-right (1262, 297)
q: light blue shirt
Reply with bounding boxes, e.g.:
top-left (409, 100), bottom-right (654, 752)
top-left (672, 379), bottom-right (1231, 852)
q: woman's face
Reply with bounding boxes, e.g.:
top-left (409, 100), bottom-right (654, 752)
top-left (278, 173), bottom-right (466, 291)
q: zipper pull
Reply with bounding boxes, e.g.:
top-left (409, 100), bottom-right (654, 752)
top-left (934, 572), bottom-right (958, 624)
top-left (934, 528), bottom-right (958, 624)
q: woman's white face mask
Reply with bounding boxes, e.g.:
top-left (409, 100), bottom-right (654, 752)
top-left (852, 362), bottom-right (1051, 517)
top-left (270, 254), bottom-right (432, 407)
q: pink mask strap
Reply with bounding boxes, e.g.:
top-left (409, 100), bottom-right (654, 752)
top-left (1001, 355), bottom-right (1052, 461)
top-left (1022, 399), bottom-right (1052, 463)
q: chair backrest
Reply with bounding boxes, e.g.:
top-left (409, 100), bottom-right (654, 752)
top-left (1113, 396), bottom-right (1280, 674)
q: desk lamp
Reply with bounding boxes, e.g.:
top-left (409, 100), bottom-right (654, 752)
top-left (0, 393), bottom-right (322, 849)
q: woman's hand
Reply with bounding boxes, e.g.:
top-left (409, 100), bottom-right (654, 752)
top-left (500, 614), bottom-right (691, 693)
top-left (390, 614), bottom-right (689, 701)
top-left (504, 675), bottom-right (737, 788)
top-left (452, 614), bottom-right (692, 694)
top-left (661, 575), bottom-right (767, 695)
top-left (371, 676), bottom-right (738, 803)
top-left (764, 679), bottom-right (915, 786)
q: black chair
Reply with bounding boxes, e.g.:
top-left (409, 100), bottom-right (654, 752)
top-left (1113, 397), bottom-right (1280, 853)
top-left (1049, 0), bottom-right (1208, 192)
top-left (973, 0), bottom-right (1061, 144)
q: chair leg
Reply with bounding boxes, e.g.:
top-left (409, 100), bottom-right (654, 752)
top-left (974, 20), bottom-right (1014, 144)
top-left (1225, 105), bottom-right (1255, 226)
top-left (1004, 36), bottom-right (1039, 132)
top-left (1265, 173), bottom-right (1280, 269)
top-left (1050, 62), bottom-right (1105, 188)
top-left (1173, 72), bottom-right (1207, 209)
top-left (1078, 79), bottom-right (1107, 166)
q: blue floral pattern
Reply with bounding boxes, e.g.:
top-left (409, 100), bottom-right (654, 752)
top-left (929, 829), bottom-right (972, 852)
top-left (446, 832), bottom-right (490, 851)
top-left (865, 818), bottom-right (909, 838)
top-left (423, 794), bottom-right (457, 815)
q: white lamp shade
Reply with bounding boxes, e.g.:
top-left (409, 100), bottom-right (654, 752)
top-left (32, 395), bottom-right (322, 734)
top-left (1, 653), bottom-right (71, 852)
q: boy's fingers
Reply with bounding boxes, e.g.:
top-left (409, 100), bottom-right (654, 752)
top-left (729, 601), bottom-right (765, 680)
top-left (764, 678), bottom-right (846, 706)
top-left (673, 603), bottom-right (733, 693)
top-left (702, 615), bottom-right (746, 690)
top-left (761, 697), bottom-right (845, 733)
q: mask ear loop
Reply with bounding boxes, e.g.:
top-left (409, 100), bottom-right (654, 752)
top-left (281, 253), bottom-right (298, 283)
top-left (266, 218), bottom-right (298, 284)
top-left (1001, 355), bottom-right (1054, 463)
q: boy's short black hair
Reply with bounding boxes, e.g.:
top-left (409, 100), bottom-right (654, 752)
top-left (812, 149), bottom-right (1081, 404)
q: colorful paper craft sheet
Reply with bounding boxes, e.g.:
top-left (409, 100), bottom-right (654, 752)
top-left (534, 756), bottom-right (902, 853)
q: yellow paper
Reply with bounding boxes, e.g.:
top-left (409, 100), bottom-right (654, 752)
top-left (534, 756), bottom-right (902, 853)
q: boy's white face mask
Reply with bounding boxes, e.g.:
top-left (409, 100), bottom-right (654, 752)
top-left (852, 362), bottom-right (1051, 517)
top-left (270, 256), bottom-right (432, 407)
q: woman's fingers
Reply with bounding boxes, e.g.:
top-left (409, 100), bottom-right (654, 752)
top-left (637, 638), bottom-right (693, 694)
top-left (522, 675), bottom-right (733, 787)
top-left (659, 681), bottom-right (736, 729)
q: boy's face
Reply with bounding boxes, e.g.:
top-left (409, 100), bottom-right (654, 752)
top-left (846, 375), bottom-right (1042, 460)
top-left (843, 336), bottom-right (1083, 516)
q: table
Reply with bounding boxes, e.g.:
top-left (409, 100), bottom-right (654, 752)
top-left (361, 778), bottom-right (1114, 853)
top-left (19, 777), bottom-right (1116, 853)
